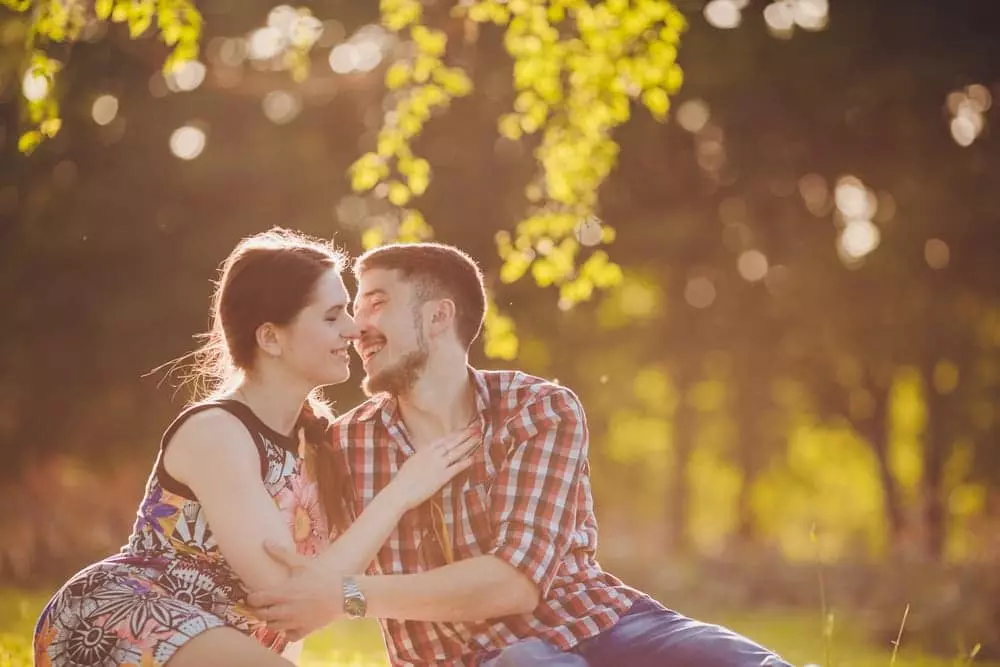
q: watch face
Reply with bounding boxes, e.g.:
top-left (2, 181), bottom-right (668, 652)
top-left (344, 595), bottom-right (366, 618)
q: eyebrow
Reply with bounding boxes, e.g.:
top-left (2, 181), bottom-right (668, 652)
top-left (325, 304), bottom-right (346, 316)
top-left (358, 288), bottom-right (388, 300)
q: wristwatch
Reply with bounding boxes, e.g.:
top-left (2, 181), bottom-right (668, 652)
top-left (342, 575), bottom-right (367, 620)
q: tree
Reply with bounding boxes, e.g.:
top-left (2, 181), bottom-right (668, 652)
top-left (2, 0), bottom-right (688, 327)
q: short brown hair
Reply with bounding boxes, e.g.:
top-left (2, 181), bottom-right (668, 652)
top-left (354, 243), bottom-right (486, 348)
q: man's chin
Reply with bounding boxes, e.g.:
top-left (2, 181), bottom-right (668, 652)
top-left (361, 372), bottom-right (390, 397)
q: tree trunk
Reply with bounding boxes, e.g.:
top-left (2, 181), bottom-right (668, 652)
top-left (922, 365), bottom-right (949, 561)
top-left (667, 371), bottom-right (696, 556)
top-left (859, 383), bottom-right (907, 554)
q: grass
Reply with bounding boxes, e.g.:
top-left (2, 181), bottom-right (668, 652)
top-left (1, 589), bottom-right (994, 667)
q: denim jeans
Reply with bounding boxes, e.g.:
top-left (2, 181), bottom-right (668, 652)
top-left (478, 597), bottom-right (793, 667)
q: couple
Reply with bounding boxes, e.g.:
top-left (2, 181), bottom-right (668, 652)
top-left (34, 229), bottom-right (791, 666)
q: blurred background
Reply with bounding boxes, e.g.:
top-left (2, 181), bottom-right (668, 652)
top-left (2, 0), bottom-right (1000, 664)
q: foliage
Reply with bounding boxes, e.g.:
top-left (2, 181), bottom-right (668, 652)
top-left (3, 0), bottom-right (687, 324)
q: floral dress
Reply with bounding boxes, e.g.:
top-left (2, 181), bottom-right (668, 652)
top-left (33, 400), bottom-right (329, 667)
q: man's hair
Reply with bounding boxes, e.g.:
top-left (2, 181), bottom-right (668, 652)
top-left (353, 243), bottom-right (487, 348)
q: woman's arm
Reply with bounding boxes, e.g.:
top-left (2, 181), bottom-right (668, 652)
top-left (163, 409), bottom-right (298, 592)
top-left (308, 425), bottom-right (481, 576)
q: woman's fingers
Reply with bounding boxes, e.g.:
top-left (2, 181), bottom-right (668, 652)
top-left (451, 434), bottom-right (482, 460)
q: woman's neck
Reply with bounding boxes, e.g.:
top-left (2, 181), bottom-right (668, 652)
top-left (232, 375), bottom-right (310, 437)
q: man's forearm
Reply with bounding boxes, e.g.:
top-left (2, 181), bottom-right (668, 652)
top-left (356, 555), bottom-right (539, 622)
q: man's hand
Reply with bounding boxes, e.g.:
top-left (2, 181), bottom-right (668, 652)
top-left (247, 541), bottom-right (344, 641)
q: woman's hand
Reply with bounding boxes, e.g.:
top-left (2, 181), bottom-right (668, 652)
top-left (391, 425), bottom-right (482, 511)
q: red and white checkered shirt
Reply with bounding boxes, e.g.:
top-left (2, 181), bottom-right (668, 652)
top-left (329, 368), bottom-right (642, 666)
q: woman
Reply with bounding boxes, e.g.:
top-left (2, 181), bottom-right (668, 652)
top-left (33, 229), bottom-right (479, 667)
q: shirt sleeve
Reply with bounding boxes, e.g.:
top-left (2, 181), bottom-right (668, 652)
top-left (488, 386), bottom-right (588, 597)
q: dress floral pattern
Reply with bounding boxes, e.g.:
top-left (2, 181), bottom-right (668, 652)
top-left (33, 401), bottom-right (329, 666)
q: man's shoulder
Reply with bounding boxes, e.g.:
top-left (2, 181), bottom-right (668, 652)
top-left (479, 368), bottom-right (583, 416)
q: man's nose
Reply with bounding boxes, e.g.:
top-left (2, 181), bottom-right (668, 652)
top-left (341, 314), bottom-right (361, 340)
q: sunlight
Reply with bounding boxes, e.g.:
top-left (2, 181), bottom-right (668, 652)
top-left (677, 99), bottom-right (710, 133)
top-left (262, 90), bottom-right (302, 124)
top-left (924, 238), bottom-right (950, 270)
top-left (737, 249), bottom-right (769, 282)
top-left (704, 0), bottom-right (743, 29)
top-left (798, 173), bottom-right (829, 215)
top-left (169, 125), bottom-right (206, 160)
top-left (329, 44), bottom-right (359, 74)
top-left (166, 60), bottom-right (206, 92)
top-left (249, 26), bottom-right (285, 61)
top-left (21, 68), bottom-right (49, 102)
top-left (834, 176), bottom-right (873, 220)
top-left (685, 276), bottom-right (716, 308)
top-left (91, 94), bottom-right (118, 126)
top-left (947, 84), bottom-right (989, 147)
top-left (839, 219), bottom-right (880, 260)
top-left (764, 2), bottom-right (795, 38)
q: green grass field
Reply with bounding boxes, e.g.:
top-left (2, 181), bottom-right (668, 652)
top-left (1, 589), bottom-right (992, 667)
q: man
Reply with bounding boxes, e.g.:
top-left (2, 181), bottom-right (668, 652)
top-left (250, 243), bottom-right (791, 666)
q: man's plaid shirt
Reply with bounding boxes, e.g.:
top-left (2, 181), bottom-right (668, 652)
top-left (328, 368), bottom-right (642, 666)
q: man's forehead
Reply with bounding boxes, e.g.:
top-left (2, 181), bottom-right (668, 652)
top-left (355, 268), bottom-right (406, 297)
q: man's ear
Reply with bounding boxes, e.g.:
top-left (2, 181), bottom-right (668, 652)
top-left (428, 298), bottom-right (457, 338)
top-left (256, 322), bottom-right (283, 358)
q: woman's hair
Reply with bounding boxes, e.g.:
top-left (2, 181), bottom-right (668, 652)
top-left (180, 227), bottom-right (351, 531)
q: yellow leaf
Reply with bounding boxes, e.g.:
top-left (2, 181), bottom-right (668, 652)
top-left (531, 258), bottom-right (557, 287)
top-left (40, 118), bottom-right (62, 137)
top-left (376, 131), bottom-right (402, 157)
top-left (408, 170), bottom-right (429, 196)
top-left (642, 87), bottom-right (670, 120)
top-left (361, 227), bottom-right (385, 250)
top-left (95, 0), bottom-right (113, 19)
top-left (500, 254), bottom-right (531, 284)
top-left (129, 13), bottom-right (152, 37)
top-left (17, 130), bottom-right (43, 154)
top-left (398, 209), bottom-right (432, 240)
top-left (111, 3), bottom-right (129, 22)
top-left (412, 25), bottom-right (447, 57)
top-left (385, 62), bottom-right (411, 90)
top-left (411, 157), bottom-right (430, 175)
top-left (498, 114), bottom-right (523, 140)
top-left (665, 64), bottom-right (684, 93)
top-left (434, 68), bottom-right (473, 96)
top-left (350, 163), bottom-right (381, 192)
top-left (399, 114), bottom-right (422, 137)
top-left (413, 55), bottom-right (436, 82)
top-left (388, 181), bottom-right (411, 206)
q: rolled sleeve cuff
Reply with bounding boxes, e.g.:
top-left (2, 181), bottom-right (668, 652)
top-left (489, 524), bottom-right (562, 597)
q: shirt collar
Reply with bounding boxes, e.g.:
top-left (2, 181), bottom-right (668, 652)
top-left (371, 365), bottom-right (492, 431)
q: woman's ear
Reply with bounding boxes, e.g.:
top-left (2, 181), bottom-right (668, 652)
top-left (255, 322), bottom-right (283, 358)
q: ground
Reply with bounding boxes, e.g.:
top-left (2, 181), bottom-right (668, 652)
top-left (1, 590), bottom-right (992, 666)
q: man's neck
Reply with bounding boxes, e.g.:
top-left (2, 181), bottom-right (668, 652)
top-left (396, 355), bottom-right (477, 448)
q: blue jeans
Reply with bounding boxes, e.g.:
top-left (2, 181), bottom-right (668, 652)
top-left (478, 597), bottom-right (793, 667)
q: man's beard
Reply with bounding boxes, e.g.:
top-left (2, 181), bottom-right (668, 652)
top-left (362, 345), bottom-right (429, 397)
top-left (362, 312), bottom-right (429, 397)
